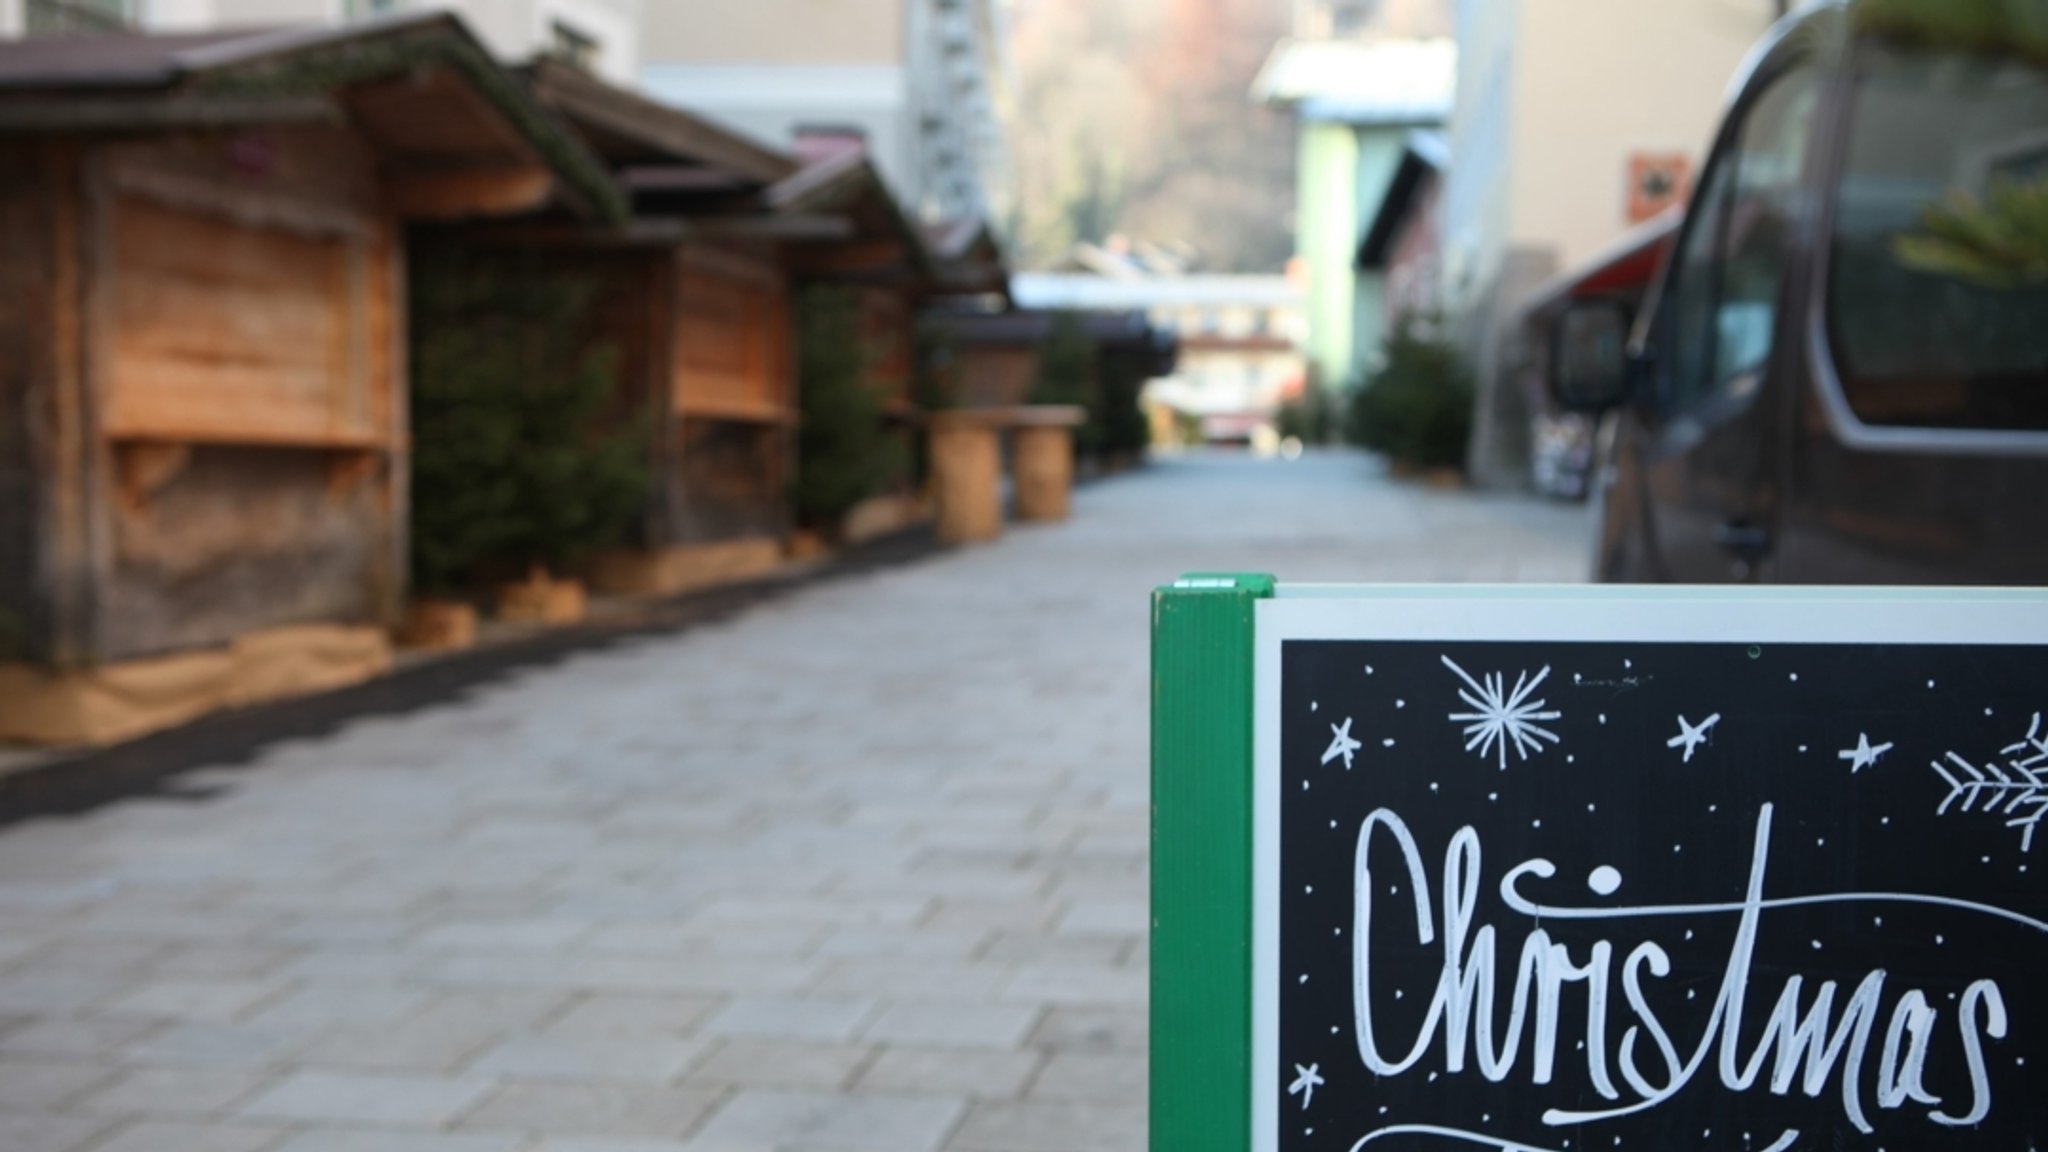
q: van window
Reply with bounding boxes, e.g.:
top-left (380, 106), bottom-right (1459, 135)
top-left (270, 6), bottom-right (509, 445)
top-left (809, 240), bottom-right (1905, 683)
top-left (1828, 42), bottom-right (2048, 431)
top-left (1660, 63), bottom-right (1821, 416)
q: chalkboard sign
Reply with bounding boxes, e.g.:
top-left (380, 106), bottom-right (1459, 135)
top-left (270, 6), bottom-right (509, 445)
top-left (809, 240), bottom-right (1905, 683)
top-left (1150, 580), bottom-right (2048, 1152)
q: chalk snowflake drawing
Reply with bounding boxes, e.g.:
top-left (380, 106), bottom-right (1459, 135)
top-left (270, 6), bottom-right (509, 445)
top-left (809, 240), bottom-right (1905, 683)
top-left (1443, 656), bottom-right (1562, 770)
top-left (1932, 711), bottom-right (2048, 853)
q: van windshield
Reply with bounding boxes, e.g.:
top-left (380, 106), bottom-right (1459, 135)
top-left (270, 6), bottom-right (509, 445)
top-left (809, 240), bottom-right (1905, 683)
top-left (1828, 40), bottom-right (2048, 431)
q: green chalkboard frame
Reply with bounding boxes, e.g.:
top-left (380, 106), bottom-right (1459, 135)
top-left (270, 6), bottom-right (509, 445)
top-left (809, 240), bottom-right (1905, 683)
top-left (1151, 572), bottom-right (1274, 1152)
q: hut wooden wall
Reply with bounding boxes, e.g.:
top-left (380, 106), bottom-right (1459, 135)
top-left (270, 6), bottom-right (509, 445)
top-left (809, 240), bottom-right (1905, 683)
top-left (663, 242), bottom-right (794, 545)
top-left (0, 141), bottom-right (69, 665)
top-left (0, 126), bottom-right (405, 665)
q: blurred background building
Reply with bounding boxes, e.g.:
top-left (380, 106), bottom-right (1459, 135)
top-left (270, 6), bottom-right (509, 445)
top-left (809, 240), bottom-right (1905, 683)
top-left (1444, 0), bottom-right (1783, 487)
top-left (638, 0), bottom-right (1009, 228)
top-left (0, 0), bottom-right (645, 82)
top-left (1012, 268), bottom-right (1305, 446)
top-left (1255, 32), bottom-right (1452, 394)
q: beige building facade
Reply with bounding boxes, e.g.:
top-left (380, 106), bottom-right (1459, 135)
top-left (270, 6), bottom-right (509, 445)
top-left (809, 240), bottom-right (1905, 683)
top-left (2, 0), bottom-right (643, 83)
top-left (638, 0), bottom-right (1006, 227)
top-left (1444, 0), bottom-right (1782, 486)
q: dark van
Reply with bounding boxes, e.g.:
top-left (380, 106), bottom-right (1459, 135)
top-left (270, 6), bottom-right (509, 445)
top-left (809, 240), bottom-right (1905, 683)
top-left (1555, 0), bottom-right (2048, 585)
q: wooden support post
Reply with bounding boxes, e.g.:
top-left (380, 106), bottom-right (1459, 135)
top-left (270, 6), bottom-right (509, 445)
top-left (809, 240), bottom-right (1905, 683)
top-left (1011, 406), bottom-right (1086, 523)
top-left (928, 410), bottom-right (1005, 544)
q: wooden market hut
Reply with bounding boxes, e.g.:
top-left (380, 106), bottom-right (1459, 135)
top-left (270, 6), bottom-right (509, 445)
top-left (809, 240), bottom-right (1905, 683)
top-left (409, 58), bottom-right (811, 602)
top-left (0, 17), bottom-right (624, 745)
top-left (766, 134), bottom-right (1011, 543)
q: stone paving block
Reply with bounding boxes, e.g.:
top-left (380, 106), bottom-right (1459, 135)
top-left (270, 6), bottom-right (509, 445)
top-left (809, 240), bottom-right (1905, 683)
top-left (0, 1015), bottom-right (160, 1060)
top-left (237, 1070), bottom-right (493, 1127)
top-left (124, 1022), bottom-right (307, 1068)
top-left (1051, 899), bottom-right (1147, 938)
top-left (1026, 1051), bottom-right (1146, 1103)
top-left (100, 978), bottom-right (284, 1022)
top-left (240, 983), bottom-right (433, 1032)
top-left (459, 1081), bottom-right (723, 1140)
top-left (700, 997), bottom-right (877, 1043)
top-left (812, 960), bottom-right (1005, 999)
top-left (974, 934), bottom-right (1126, 967)
top-left (543, 993), bottom-right (721, 1040)
top-left (413, 919), bottom-right (594, 952)
top-left (685, 1039), bottom-right (873, 1091)
top-left (0, 1057), bottom-right (114, 1109)
top-left (0, 1111), bottom-right (115, 1152)
top-left (861, 1001), bottom-right (1041, 1051)
top-left (814, 929), bottom-right (986, 961)
top-left (856, 1048), bottom-right (1042, 1100)
top-left (690, 1090), bottom-right (965, 1152)
top-left (465, 1031), bottom-right (709, 1084)
top-left (998, 965), bottom-right (1147, 1008)
top-left (271, 1131), bottom-right (524, 1152)
top-left (83, 1118), bottom-right (289, 1152)
top-left (1025, 1008), bottom-right (1147, 1054)
top-left (72, 1064), bottom-right (275, 1117)
top-left (946, 1100), bottom-right (1146, 1152)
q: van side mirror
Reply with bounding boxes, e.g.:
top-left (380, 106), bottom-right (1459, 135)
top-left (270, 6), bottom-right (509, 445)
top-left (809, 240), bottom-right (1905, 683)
top-left (1552, 301), bottom-right (1633, 412)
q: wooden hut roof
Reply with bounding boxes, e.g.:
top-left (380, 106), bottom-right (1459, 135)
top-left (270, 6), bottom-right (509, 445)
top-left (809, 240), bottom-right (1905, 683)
top-left (0, 13), bottom-right (626, 222)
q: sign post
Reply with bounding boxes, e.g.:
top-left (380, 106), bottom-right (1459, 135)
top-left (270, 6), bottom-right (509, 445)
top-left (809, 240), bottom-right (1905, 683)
top-left (1152, 581), bottom-right (2048, 1152)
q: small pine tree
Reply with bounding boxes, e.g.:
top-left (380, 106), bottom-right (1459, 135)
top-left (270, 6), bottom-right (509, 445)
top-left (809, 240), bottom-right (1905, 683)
top-left (409, 258), bottom-right (648, 594)
top-left (1032, 311), bottom-right (1101, 453)
top-left (1346, 317), bottom-right (1475, 472)
top-left (792, 287), bottom-right (897, 529)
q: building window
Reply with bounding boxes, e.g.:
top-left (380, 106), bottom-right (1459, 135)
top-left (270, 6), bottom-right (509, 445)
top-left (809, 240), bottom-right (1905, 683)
top-left (547, 19), bottom-right (601, 72)
top-left (26, 0), bottom-right (131, 34)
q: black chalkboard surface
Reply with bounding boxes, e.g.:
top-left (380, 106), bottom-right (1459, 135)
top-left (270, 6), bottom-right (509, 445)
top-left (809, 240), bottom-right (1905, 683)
top-left (1267, 637), bottom-right (2047, 1152)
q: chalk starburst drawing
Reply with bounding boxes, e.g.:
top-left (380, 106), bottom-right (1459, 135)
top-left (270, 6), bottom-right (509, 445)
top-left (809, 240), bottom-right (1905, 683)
top-left (1443, 656), bottom-right (1563, 770)
top-left (1932, 711), bottom-right (2048, 853)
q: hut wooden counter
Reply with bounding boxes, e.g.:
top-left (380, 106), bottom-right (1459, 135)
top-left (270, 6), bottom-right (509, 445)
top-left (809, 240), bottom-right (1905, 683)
top-left (0, 18), bottom-right (623, 745)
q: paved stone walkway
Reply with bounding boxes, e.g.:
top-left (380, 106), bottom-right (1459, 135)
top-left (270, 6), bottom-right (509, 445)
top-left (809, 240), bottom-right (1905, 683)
top-left (0, 453), bottom-right (1590, 1152)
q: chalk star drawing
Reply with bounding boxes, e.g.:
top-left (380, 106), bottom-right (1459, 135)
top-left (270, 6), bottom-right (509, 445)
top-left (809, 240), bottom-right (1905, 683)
top-left (1933, 711), bottom-right (2048, 853)
top-left (1288, 1062), bottom-right (1324, 1110)
top-left (1322, 718), bottom-right (1362, 770)
top-left (1443, 656), bottom-right (1562, 770)
top-left (1837, 732), bottom-right (1894, 773)
top-left (1667, 713), bottom-right (1722, 763)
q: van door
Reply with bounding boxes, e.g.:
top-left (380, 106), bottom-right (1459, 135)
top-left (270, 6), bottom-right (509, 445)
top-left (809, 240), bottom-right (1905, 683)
top-left (1624, 59), bottom-right (1824, 582)
top-left (1784, 38), bottom-right (2048, 585)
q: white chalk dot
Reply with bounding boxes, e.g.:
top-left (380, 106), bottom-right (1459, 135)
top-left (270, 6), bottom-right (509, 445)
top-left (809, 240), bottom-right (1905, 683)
top-left (1673, 844), bottom-right (1683, 853)
top-left (1365, 665), bottom-right (1374, 675)
top-left (1882, 817), bottom-right (1890, 825)
top-left (1624, 659), bottom-right (1633, 669)
top-left (1929, 679), bottom-right (1937, 688)
top-left (1396, 699), bottom-right (1406, 709)
top-left (1567, 754), bottom-right (1576, 763)
top-left (1684, 930), bottom-right (1694, 940)
top-left (1335, 927), bottom-right (1343, 935)
top-left (1329, 820), bottom-right (1338, 829)
top-left (1790, 672), bottom-right (1799, 681)
top-left (1310, 701), bottom-right (1319, 712)
top-left (1588, 866), bottom-right (1623, 896)
top-left (1874, 916), bottom-right (1883, 927)
top-left (1302, 780), bottom-right (1310, 791)
top-left (1299, 974), bottom-right (1308, 984)
top-left (1599, 714), bottom-right (1608, 725)
top-left (1799, 745), bottom-right (1808, 753)
top-left (1305, 885), bottom-right (1313, 894)
top-left (1385, 739), bottom-right (1397, 748)
top-left (1394, 989), bottom-right (1403, 999)
top-left (1533, 819), bottom-right (1543, 828)
top-left (1429, 782), bottom-right (1439, 792)
top-left (1588, 802), bottom-right (1596, 812)
top-left (1812, 940), bottom-right (1822, 950)
top-left (1488, 792), bottom-right (1498, 803)
top-left (1709, 804), bottom-right (1718, 813)
top-left (1817, 838), bottom-right (1825, 847)
top-left (1936, 934), bottom-right (1946, 945)
top-left (1428, 1072), bottom-right (1437, 1082)
top-left (1988, 707), bottom-right (1996, 716)
top-left (1687, 989), bottom-right (1697, 1000)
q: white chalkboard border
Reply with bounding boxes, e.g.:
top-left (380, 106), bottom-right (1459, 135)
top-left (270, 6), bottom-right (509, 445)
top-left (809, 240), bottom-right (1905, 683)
top-left (1248, 585), bottom-right (2048, 1152)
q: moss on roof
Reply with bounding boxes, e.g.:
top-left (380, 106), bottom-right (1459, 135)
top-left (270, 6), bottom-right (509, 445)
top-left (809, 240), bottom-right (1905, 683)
top-left (188, 19), bottom-right (626, 223)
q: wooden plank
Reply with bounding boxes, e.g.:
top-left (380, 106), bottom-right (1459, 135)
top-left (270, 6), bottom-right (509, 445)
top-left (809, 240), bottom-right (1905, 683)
top-left (102, 194), bottom-right (378, 448)
top-left (672, 245), bottom-right (792, 421)
top-left (386, 165), bottom-right (556, 221)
